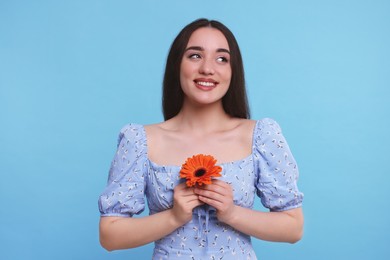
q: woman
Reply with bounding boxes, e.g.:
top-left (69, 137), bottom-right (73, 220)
top-left (98, 18), bottom-right (304, 259)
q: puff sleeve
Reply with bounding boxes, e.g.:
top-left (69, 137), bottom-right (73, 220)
top-left (254, 118), bottom-right (303, 211)
top-left (98, 124), bottom-right (148, 217)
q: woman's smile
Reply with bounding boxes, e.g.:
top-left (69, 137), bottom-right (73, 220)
top-left (194, 78), bottom-right (219, 91)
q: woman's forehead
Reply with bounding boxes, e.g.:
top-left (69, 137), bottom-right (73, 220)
top-left (186, 27), bottom-right (230, 52)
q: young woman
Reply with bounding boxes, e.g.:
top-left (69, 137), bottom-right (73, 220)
top-left (98, 18), bottom-right (304, 259)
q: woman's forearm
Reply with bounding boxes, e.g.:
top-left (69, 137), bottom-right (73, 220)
top-left (99, 209), bottom-right (183, 251)
top-left (100, 183), bottom-right (205, 251)
top-left (224, 207), bottom-right (304, 243)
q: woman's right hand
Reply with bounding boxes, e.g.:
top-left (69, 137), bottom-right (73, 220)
top-left (171, 182), bottom-right (203, 226)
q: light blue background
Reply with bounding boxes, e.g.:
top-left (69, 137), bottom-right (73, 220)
top-left (1, 0), bottom-right (389, 259)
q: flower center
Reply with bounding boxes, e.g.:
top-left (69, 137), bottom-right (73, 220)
top-left (194, 168), bottom-right (206, 177)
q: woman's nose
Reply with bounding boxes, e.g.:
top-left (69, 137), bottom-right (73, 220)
top-left (199, 59), bottom-right (215, 75)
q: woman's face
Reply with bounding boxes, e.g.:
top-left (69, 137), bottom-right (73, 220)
top-left (180, 27), bottom-right (232, 106)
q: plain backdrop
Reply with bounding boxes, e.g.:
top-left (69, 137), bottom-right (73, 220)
top-left (1, 0), bottom-right (389, 259)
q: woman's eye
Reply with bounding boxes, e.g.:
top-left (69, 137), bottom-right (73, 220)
top-left (188, 54), bottom-right (201, 59)
top-left (217, 56), bottom-right (229, 63)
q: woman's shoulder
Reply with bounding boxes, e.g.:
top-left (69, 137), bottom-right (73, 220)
top-left (143, 121), bottom-right (167, 132)
top-left (253, 117), bottom-right (281, 132)
top-left (118, 122), bottom-right (144, 135)
top-left (233, 118), bottom-right (281, 137)
top-left (251, 117), bottom-right (285, 145)
top-left (115, 123), bottom-right (147, 145)
top-left (143, 122), bottom-right (170, 139)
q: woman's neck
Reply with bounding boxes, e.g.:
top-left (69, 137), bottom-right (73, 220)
top-left (169, 101), bottom-right (233, 134)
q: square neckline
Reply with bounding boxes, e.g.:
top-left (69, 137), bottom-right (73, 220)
top-left (140, 120), bottom-right (260, 169)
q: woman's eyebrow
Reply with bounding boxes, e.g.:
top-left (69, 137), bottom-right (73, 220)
top-left (184, 46), bottom-right (230, 54)
top-left (185, 46), bottom-right (203, 52)
top-left (216, 48), bottom-right (230, 54)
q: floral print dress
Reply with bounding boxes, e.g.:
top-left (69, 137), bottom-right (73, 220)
top-left (98, 118), bottom-right (303, 259)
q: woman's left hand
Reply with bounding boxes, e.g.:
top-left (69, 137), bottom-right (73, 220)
top-left (194, 179), bottom-right (237, 224)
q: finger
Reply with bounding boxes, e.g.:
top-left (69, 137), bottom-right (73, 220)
top-left (186, 194), bottom-right (203, 202)
top-left (201, 180), bottom-right (231, 192)
top-left (182, 196), bottom-right (205, 208)
top-left (180, 188), bottom-right (198, 197)
top-left (211, 179), bottom-right (231, 189)
top-left (195, 184), bottom-right (229, 197)
top-left (195, 188), bottom-right (227, 204)
top-left (192, 199), bottom-right (205, 207)
top-left (175, 182), bottom-right (190, 191)
top-left (198, 195), bottom-right (224, 208)
top-left (175, 184), bottom-right (196, 195)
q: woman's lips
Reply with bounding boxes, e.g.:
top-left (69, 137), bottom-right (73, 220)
top-left (194, 79), bottom-right (218, 91)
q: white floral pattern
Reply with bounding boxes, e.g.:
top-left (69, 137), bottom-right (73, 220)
top-left (99, 118), bottom-right (303, 259)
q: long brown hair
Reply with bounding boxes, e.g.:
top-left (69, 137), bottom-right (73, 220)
top-left (162, 18), bottom-right (250, 120)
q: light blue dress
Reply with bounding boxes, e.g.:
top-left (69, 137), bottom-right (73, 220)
top-left (98, 118), bottom-right (303, 259)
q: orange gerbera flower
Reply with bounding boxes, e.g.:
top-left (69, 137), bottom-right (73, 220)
top-left (180, 154), bottom-right (222, 187)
